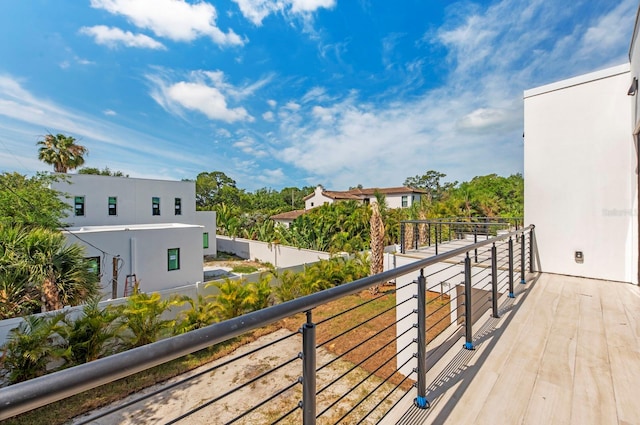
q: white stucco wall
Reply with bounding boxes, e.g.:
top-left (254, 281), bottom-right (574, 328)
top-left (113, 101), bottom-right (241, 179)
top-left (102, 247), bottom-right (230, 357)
top-left (52, 174), bottom-right (197, 226)
top-left (524, 64), bottom-right (638, 284)
top-left (304, 186), bottom-right (335, 210)
top-left (66, 224), bottom-right (204, 298)
top-left (216, 235), bottom-right (332, 267)
top-left (385, 193), bottom-right (420, 209)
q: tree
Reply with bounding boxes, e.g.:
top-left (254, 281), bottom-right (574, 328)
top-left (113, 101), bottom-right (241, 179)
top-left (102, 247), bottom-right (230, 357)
top-left (369, 202), bottom-right (385, 288)
top-left (404, 170), bottom-right (457, 202)
top-left (37, 133), bottom-right (88, 173)
top-left (78, 167), bottom-right (128, 177)
top-left (0, 224), bottom-right (100, 315)
top-left (0, 172), bottom-right (70, 229)
top-left (195, 171), bottom-right (239, 208)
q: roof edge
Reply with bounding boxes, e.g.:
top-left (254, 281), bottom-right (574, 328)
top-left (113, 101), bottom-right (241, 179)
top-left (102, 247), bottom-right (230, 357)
top-left (523, 63), bottom-right (630, 99)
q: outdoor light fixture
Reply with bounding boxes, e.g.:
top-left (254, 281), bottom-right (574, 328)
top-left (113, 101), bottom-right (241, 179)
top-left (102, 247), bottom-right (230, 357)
top-left (628, 77), bottom-right (638, 96)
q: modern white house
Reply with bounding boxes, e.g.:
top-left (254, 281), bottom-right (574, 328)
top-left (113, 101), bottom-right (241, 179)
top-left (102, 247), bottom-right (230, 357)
top-left (51, 174), bottom-right (217, 297)
top-left (524, 63), bottom-right (638, 284)
top-left (303, 185), bottom-right (426, 210)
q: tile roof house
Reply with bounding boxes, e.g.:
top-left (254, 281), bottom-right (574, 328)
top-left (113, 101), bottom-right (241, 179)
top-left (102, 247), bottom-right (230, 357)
top-left (303, 185), bottom-right (426, 210)
top-left (271, 185), bottom-right (426, 227)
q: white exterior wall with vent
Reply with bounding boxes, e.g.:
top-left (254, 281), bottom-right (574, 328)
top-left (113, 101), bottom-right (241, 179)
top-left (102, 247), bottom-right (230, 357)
top-left (524, 64), bottom-right (638, 284)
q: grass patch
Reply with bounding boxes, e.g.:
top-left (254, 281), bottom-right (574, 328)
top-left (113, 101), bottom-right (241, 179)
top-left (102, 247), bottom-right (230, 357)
top-left (230, 265), bottom-right (259, 274)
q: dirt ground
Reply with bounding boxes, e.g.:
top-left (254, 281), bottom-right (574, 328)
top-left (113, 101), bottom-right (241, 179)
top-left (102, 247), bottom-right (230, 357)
top-left (72, 329), bottom-right (406, 425)
top-left (71, 290), bottom-right (450, 425)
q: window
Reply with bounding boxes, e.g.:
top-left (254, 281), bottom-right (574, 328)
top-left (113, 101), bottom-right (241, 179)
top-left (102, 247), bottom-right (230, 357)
top-left (363, 198), bottom-right (370, 205)
top-left (203, 232), bottom-right (209, 249)
top-left (108, 196), bottom-right (117, 216)
top-left (75, 196), bottom-right (85, 216)
top-left (168, 248), bottom-right (180, 271)
top-left (401, 195), bottom-right (408, 208)
top-left (311, 202), bottom-right (314, 207)
top-left (86, 257), bottom-right (100, 277)
top-left (152, 197), bottom-right (160, 216)
top-left (175, 198), bottom-right (182, 215)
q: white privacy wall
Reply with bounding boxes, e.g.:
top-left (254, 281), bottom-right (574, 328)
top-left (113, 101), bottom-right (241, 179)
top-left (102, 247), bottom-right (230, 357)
top-left (67, 224), bottom-right (204, 298)
top-left (524, 64), bottom-right (638, 284)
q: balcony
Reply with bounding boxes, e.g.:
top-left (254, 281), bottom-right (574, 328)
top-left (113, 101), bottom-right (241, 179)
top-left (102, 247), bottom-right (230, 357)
top-left (1, 222), bottom-right (639, 424)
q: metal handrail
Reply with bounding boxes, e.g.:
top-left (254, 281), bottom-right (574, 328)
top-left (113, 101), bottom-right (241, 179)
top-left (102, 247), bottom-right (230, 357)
top-left (0, 225), bottom-right (534, 420)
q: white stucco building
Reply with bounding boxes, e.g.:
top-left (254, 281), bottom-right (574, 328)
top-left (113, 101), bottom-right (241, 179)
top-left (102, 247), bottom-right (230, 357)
top-left (524, 64), bottom-right (638, 284)
top-left (52, 174), bottom-right (217, 297)
top-left (303, 185), bottom-right (426, 210)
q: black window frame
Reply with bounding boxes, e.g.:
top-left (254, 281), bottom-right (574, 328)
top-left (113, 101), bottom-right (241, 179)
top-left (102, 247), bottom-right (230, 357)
top-left (174, 198), bottom-right (182, 215)
top-left (74, 196), bottom-right (85, 216)
top-left (168, 248), bottom-right (180, 271)
top-left (152, 197), bottom-right (161, 216)
top-left (108, 196), bottom-right (117, 216)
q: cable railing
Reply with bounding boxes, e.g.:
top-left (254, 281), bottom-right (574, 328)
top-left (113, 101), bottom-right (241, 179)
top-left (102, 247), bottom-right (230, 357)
top-left (0, 225), bottom-right (536, 424)
top-left (399, 217), bottom-right (523, 255)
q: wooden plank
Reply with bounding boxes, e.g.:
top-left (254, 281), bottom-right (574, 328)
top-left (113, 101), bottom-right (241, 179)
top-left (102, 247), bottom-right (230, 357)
top-left (569, 282), bottom-right (618, 425)
top-left (523, 279), bottom-right (578, 425)
top-left (445, 273), bottom-right (557, 424)
top-left (600, 281), bottom-right (640, 424)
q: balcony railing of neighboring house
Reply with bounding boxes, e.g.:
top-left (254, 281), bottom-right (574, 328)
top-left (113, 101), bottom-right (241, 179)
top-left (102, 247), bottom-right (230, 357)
top-left (0, 226), bottom-right (536, 424)
top-left (399, 217), bottom-right (523, 255)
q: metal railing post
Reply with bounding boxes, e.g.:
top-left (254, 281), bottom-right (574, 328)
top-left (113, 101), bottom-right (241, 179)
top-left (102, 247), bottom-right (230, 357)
top-left (520, 231), bottom-right (526, 284)
top-left (435, 223), bottom-right (439, 255)
top-left (414, 223), bottom-right (419, 250)
top-left (414, 270), bottom-right (429, 409)
top-left (463, 254), bottom-right (475, 350)
top-left (491, 243), bottom-right (499, 318)
top-left (508, 238), bottom-right (515, 298)
top-left (427, 222), bottom-right (431, 247)
top-left (529, 228), bottom-right (535, 273)
top-left (302, 311), bottom-right (316, 424)
top-left (474, 226), bottom-right (478, 263)
top-left (400, 223), bottom-right (405, 254)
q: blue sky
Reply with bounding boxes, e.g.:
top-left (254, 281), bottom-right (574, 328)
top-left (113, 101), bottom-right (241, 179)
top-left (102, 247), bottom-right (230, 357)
top-left (0, 0), bottom-right (635, 191)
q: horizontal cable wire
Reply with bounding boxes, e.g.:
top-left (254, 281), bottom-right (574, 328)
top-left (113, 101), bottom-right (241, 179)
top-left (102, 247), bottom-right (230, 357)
top-left (165, 355), bottom-right (300, 424)
top-left (424, 261), bottom-right (462, 278)
top-left (317, 309), bottom-right (414, 374)
top-left (317, 324), bottom-right (412, 395)
top-left (318, 339), bottom-right (415, 420)
top-left (224, 380), bottom-right (300, 425)
top-left (333, 348), bottom-right (417, 425)
top-left (315, 290), bottom-right (394, 326)
top-left (271, 404), bottom-right (299, 424)
top-left (76, 332), bottom-right (299, 425)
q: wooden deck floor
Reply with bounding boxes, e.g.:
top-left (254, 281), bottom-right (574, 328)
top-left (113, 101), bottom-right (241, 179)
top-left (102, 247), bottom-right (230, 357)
top-left (389, 273), bottom-right (640, 425)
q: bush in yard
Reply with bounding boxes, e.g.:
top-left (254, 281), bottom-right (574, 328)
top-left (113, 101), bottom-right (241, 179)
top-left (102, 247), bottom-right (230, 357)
top-left (175, 294), bottom-right (218, 334)
top-left (0, 313), bottom-right (67, 384)
top-left (113, 289), bottom-right (183, 349)
top-left (61, 297), bottom-right (121, 365)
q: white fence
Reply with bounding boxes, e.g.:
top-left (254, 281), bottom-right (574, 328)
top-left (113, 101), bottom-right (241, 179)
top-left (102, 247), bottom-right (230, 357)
top-left (216, 236), bottom-right (332, 267)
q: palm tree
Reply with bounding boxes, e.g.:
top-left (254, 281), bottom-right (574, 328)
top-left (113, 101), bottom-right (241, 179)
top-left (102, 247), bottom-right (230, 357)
top-left (37, 133), bottom-right (88, 173)
top-left (21, 227), bottom-right (100, 312)
top-left (369, 203), bottom-right (385, 294)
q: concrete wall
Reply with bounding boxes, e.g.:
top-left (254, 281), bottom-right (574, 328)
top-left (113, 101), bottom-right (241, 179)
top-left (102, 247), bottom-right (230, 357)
top-left (384, 193), bottom-right (419, 209)
top-left (524, 64), bottom-right (638, 284)
top-left (70, 224), bottom-right (204, 298)
top-left (53, 174), bottom-right (196, 227)
top-left (216, 235), bottom-right (332, 267)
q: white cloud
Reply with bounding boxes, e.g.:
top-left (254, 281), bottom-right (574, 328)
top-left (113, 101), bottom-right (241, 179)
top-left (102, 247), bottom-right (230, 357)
top-left (80, 25), bottom-right (166, 49)
top-left (89, 0), bottom-right (244, 46)
top-left (262, 111), bottom-right (275, 121)
top-left (232, 0), bottom-right (335, 26)
top-left (233, 138), bottom-right (268, 157)
top-left (103, 109), bottom-right (117, 116)
top-left (267, 99), bottom-right (277, 108)
top-left (268, 0), bottom-right (633, 189)
top-left (147, 70), bottom-right (259, 123)
top-left (0, 74), bottom-right (213, 176)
